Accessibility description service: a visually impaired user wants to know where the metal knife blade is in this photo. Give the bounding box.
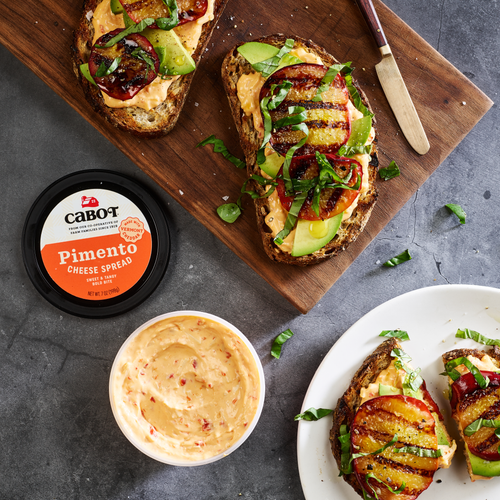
[356,0,430,155]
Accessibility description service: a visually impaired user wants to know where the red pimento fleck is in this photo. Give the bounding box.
[144,363,148,368]
[201,419,211,431]
[226,352,232,359]
[221,372,226,376]
[208,384,212,388]
[244,422,248,427]
[150,397,156,403]
[169,374,174,379]
[232,399,237,404]
[192,359,197,369]
[180,378,186,386]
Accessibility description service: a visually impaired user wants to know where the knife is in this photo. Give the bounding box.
[356,0,430,155]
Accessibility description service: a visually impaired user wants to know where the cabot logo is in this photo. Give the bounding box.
[81,196,99,208]
[65,205,119,224]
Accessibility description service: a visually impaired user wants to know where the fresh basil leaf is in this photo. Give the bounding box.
[252,38,295,77]
[196,135,246,169]
[94,57,121,77]
[365,472,405,497]
[383,249,412,267]
[345,74,374,118]
[456,328,500,346]
[97,18,156,48]
[338,425,353,476]
[393,446,442,458]
[391,348,412,364]
[272,106,307,129]
[379,161,401,181]
[271,328,294,359]
[379,330,410,341]
[444,357,490,388]
[294,407,333,421]
[351,434,398,460]
[312,63,353,102]
[445,203,466,224]
[217,203,241,223]
[79,63,97,86]
[338,144,373,157]
[464,418,500,437]
[155,0,179,30]
[274,189,308,245]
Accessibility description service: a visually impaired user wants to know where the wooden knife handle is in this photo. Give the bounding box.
[356,0,388,48]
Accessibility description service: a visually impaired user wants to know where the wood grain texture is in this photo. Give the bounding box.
[0,0,493,313]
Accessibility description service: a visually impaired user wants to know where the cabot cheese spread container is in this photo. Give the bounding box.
[22,170,170,318]
[109,312,265,466]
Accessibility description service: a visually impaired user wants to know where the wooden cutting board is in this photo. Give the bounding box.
[0,0,492,313]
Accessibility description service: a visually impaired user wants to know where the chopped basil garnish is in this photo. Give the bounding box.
[383,249,412,267]
[196,135,246,169]
[97,18,156,48]
[345,73,374,118]
[94,57,121,77]
[443,356,490,388]
[131,47,157,81]
[338,144,372,157]
[271,328,294,359]
[252,38,295,77]
[257,81,293,165]
[464,418,500,437]
[155,0,179,30]
[351,434,398,461]
[445,203,466,224]
[294,407,333,421]
[365,473,405,498]
[391,348,412,364]
[217,203,241,223]
[393,445,442,458]
[272,105,307,129]
[312,63,353,102]
[379,161,401,181]
[338,425,353,475]
[379,330,410,341]
[456,328,500,346]
[274,189,308,245]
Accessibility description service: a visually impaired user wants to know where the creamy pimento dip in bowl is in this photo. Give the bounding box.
[109,311,265,465]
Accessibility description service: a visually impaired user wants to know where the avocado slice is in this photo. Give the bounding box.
[346,115,372,148]
[379,384,402,396]
[142,28,196,76]
[291,214,342,257]
[237,42,303,72]
[467,445,500,477]
[259,152,284,178]
[110,0,124,14]
[431,413,450,446]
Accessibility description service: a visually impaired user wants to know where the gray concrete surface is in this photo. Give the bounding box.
[1,0,499,499]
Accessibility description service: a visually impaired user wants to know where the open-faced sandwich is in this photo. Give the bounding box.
[221,34,378,265]
[331,337,456,500]
[72,0,227,136]
[442,343,500,481]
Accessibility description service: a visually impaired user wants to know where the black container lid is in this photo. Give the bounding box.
[22,170,170,318]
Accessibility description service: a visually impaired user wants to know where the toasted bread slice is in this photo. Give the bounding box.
[221,34,378,266]
[331,339,455,499]
[72,0,227,137]
[442,346,500,481]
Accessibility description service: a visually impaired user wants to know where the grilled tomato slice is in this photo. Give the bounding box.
[89,29,159,101]
[276,154,362,221]
[451,371,500,460]
[351,395,439,500]
[260,63,351,157]
[119,0,208,27]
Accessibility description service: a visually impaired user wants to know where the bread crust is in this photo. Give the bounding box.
[330,338,400,497]
[71,0,227,137]
[221,34,379,266]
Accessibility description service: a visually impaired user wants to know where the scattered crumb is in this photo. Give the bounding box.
[462,101,466,105]
[179,190,184,195]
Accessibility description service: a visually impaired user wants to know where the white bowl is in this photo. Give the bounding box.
[109,311,265,466]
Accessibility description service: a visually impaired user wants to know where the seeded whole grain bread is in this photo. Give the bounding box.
[330,338,399,497]
[442,346,500,481]
[221,34,379,266]
[72,0,227,137]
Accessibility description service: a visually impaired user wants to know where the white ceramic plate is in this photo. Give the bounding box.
[297,284,500,499]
